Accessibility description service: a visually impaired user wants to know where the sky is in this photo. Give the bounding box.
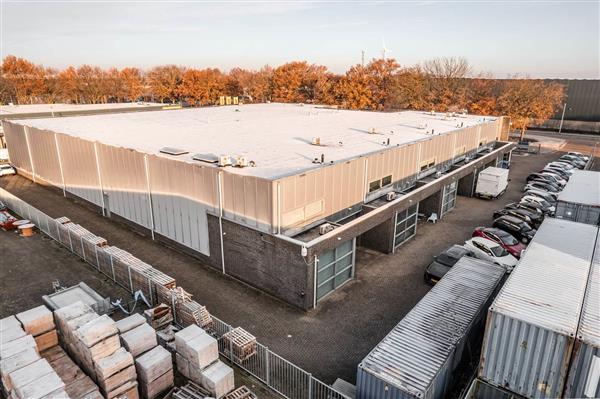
[1,1,599,79]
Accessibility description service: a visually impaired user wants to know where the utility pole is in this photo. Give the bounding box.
[558,101,567,134]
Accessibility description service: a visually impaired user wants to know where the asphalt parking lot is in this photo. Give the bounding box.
[0,150,559,385]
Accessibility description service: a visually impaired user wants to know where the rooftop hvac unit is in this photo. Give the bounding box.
[235,156,249,168]
[386,192,397,201]
[319,223,335,235]
[218,155,232,167]
[311,137,321,146]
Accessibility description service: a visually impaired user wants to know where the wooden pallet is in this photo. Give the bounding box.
[223,386,257,399]
[222,327,257,362]
[172,382,210,399]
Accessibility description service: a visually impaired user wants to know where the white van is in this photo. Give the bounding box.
[475,167,509,199]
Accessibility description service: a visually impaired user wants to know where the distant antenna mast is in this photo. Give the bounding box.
[361,50,365,67]
[382,37,391,60]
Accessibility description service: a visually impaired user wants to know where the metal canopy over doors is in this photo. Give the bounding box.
[441,180,458,216]
[393,203,419,250]
[315,238,356,302]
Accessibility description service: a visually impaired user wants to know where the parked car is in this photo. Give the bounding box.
[521,195,556,215]
[547,161,575,171]
[423,245,473,284]
[475,167,509,199]
[539,169,569,183]
[504,201,545,216]
[545,165,573,177]
[464,237,518,271]
[493,215,537,243]
[527,172,566,187]
[0,164,15,177]
[493,207,543,228]
[472,227,526,259]
[525,188,558,203]
[559,155,586,168]
[567,152,589,162]
[524,180,561,193]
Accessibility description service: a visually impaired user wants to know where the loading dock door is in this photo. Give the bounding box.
[393,203,419,250]
[441,181,457,216]
[316,239,355,301]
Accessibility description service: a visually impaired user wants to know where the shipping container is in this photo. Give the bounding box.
[463,378,525,399]
[565,232,600,398]
[555,171,600,226]
[357,257,506,399]
[479,218,598,398]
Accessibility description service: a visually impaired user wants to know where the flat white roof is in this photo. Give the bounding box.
[558,170,600,207]
[9,103,495,179]
[0,102,163,115]
[491,218,598,335]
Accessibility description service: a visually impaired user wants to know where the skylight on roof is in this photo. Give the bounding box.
[159,147,189,156]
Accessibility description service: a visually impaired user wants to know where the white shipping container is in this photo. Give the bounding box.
[475,167,509,199]
[479,218,598,398]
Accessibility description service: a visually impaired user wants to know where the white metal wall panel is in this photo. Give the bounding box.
[27,127,62,186]
[56,134,103,207]
[147,155,218,256]
[96,143,152,228]
[2,121,33,174]
[221,173,273,232]
[479,218,598,398]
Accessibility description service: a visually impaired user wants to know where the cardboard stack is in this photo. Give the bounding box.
[175,325,234,398]
[16,305,58,352]
[54,302,139,399]
[41,345,102,399]
[117,314,173,399]
[135,346,174,399]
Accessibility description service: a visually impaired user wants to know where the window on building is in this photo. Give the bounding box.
[369,180,381,193]
[316,239,355,300]
[381,175,392,187]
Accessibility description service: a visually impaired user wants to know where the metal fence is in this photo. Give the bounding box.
[0,187,351,399]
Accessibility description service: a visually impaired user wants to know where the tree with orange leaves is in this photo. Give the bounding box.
[57,66,80,103]
[1,56,46,104]
[178,68,224,105]
[147,65,184,103]
[120,67,144,102]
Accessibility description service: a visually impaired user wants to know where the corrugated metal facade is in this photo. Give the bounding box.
[479,218,598,398]
[3,123,33,175]
[357,257,505,399]
[565,233,600,398]
[548,79,600,122]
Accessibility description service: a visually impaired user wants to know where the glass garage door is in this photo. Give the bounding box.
[393,204,419,250]
[441,181,457,216]
[316,239,355,301]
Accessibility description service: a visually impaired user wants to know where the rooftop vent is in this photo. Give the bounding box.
[319,223,335,235]
[311,137,322,146]
[159,147,189,156]
[192,153,219,164]
[218,155,232,167]
[234,156,249,168]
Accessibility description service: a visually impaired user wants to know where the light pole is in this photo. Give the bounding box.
[558,94,568,134]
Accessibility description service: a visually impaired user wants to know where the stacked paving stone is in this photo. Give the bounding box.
[41,346,102,399]
[54,302,139,399]
[16,305,59,353]
[117,314,174,399]
[175,325,234,398]
[1,315,66,399]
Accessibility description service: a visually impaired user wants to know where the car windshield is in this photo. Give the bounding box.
[427,262,451,278]
[490,245,509,257]
[437,249,463,266]
[496,232,518,245]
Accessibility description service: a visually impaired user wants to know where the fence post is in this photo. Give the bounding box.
[81,237,86,262]
[171,292,177,325]
[265,346,270,386]
[110,254,116,282]
[308,373,312,399]
[67,229,73,252]
[94,245,100,270]
[229,325,234,363]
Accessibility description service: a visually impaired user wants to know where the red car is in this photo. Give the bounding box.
[472,227,526,259]
[0,209,17,230]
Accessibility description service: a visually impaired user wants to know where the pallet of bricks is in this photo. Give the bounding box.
[1,305,102,399]
[54,301,139,398]
[115,313,174,399]
[95,245,175,305]
[174,325,234,398]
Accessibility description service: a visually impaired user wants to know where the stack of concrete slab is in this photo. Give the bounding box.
[16,305,58,352]
[135,346,174,399]
[116,314,172,399]
[53,302,139,399]
[3,358,66,399]
[175,325,234,398]
[41,346,102,399]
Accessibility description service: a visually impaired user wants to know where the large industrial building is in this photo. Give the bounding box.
[2,103,513,309]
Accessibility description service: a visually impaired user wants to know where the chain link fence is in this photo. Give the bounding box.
[0,187,351,399]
